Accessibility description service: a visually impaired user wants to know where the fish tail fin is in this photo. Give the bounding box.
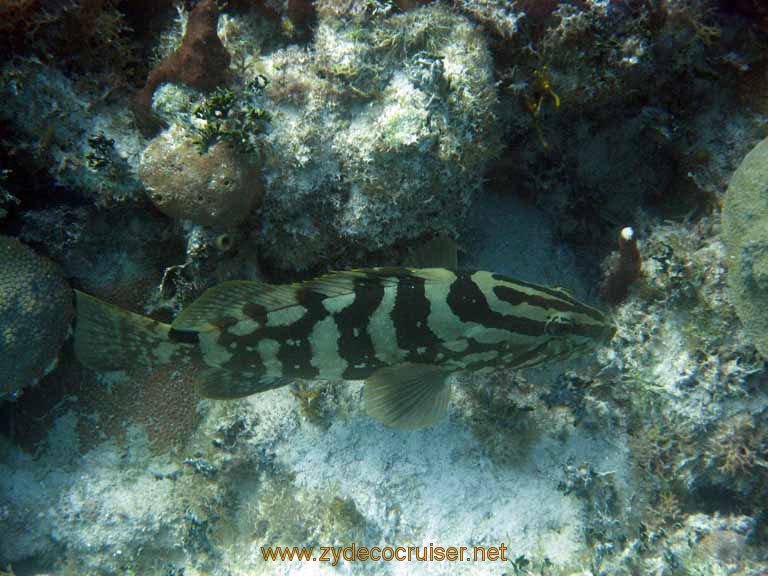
[74,290,176,372]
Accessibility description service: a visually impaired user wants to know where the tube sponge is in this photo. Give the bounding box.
[0,236,73,397]
[722,136,768,357]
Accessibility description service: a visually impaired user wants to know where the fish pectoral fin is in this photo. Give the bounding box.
[364,363,451,430]
[196,367,292,399]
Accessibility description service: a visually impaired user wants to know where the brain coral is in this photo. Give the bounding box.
[139,125,262,227]
[0,236,73,397]
[722,136,768,357]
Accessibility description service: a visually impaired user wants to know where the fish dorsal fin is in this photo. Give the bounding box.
[173,269,448,333]
[302,267,447,298]
[172,280,299,332]
[405,235,458,269]
[195,366,292,399]
[301,269,394,298]
[364,363,451,430]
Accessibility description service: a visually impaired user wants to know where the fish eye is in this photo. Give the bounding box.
[545,314,574,337]
[215,234,234,252]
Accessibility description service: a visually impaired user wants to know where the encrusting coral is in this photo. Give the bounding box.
[0,236,73,398]
[722,135,768,358]
[251,4,501,269]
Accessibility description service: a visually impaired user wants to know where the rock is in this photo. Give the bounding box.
[255,4,501,269]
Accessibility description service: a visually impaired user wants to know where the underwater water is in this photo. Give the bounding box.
[1,1,768,575]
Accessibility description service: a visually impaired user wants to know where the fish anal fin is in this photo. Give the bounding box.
[195,367,292,399]
[364,363,451,430]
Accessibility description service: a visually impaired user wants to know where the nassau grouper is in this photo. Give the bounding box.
[74,266,615,430]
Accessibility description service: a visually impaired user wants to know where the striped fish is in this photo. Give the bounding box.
[74,267,614,429]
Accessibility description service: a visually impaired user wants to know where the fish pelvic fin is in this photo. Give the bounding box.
[364,363,451,430]
[74,290,178,372]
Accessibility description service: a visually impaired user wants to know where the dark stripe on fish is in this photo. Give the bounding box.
[269,288,327,378]
[491,274,604,321]
[392,275,440,363]
[210,315,240,329]
[448,273,547,337]
[492,285,607,340]
[506,340,551,368]
[242,302,269,324]
[336,278,387,379]
[214,325,268,375]
[570,321,607,339]
[169,328,200,344]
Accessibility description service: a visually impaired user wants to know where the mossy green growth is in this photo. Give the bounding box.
[192,86,271,154]
[722,136,768,357]
[85,132,116,169]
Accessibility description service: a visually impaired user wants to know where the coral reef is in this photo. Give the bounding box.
[0,58,145,204]
[722,135,768,358]
[75,362,204,455]
[0,0,59,36]
[0,236,72,399]
[2,1,768,575]
[0,421,219,574]
[455,0,522,39]
[0,0,138,82]
[485,0,765,250]
[585,213,768,573]
[0,169,17,221]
